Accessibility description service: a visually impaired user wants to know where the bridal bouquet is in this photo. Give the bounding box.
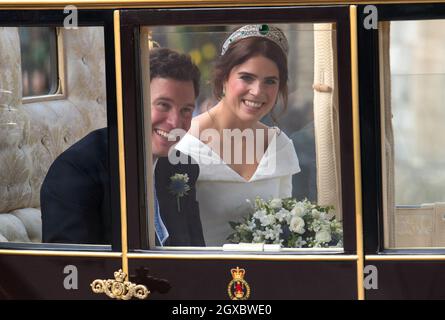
[228,197,343,248]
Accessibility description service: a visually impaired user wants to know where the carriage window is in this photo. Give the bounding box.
[0,26,109,245]
[382,20,445,248]
[140,24,344,251]
[19,27,59,97]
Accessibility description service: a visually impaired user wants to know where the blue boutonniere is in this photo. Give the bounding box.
[169,173,190,212]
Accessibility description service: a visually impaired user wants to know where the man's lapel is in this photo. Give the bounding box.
[155,159,179,217]
[156,158,189,246]
[154,155,204,247]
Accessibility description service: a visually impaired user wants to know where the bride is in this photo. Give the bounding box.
[175,25,300,246]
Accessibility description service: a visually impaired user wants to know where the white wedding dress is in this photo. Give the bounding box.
[175,129,300,246]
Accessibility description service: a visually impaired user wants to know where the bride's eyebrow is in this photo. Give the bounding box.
[237,71,278,80]
[237,71,256,77]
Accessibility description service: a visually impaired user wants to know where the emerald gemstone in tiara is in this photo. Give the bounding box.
[221,24,288,56]
[259,24,269,35]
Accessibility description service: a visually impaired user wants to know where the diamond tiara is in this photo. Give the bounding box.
[221,24,289,56]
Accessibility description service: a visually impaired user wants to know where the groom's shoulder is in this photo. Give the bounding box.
[55,128,107,167]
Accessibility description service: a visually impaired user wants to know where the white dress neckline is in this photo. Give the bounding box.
[183,130,278,183]
[176,129,300,183]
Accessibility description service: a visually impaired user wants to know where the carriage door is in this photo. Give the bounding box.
[359,3,445,299]
[118,5,364,300]
[0,8,129,299]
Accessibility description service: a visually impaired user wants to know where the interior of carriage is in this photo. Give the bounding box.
[0,27,107,243]
[0,20,444,249]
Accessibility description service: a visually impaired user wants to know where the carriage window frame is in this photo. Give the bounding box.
[20,26,66,103]
[119,6,358,255]
[0,10,121,252]
[359,3,445,255]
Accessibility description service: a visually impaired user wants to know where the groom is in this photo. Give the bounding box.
[41,48,205,247]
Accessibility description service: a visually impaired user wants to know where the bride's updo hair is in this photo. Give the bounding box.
[212,30,288,110]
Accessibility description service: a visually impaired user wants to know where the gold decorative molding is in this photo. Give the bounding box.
[113,9,129,276]
[349,5,365,301]
[366,255,445,261]
[128,252,357,261]
[91,269,150,300]
[0,249,120,257]
[3,0,445,10]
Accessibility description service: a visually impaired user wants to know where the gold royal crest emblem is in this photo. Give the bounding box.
[227,267,251,300]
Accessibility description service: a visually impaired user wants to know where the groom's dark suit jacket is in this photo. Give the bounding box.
[41,128,205,246]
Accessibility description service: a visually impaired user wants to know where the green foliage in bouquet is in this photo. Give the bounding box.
[228,197,343,248]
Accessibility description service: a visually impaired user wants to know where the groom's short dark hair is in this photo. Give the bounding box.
[150,48,201,98]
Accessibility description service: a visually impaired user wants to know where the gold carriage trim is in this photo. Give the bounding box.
[91,269,150,300]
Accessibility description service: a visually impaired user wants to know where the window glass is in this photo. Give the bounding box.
[19,27,58,97]
[141,23,344,251]
[382,20,445,248]
[0,26,109,245]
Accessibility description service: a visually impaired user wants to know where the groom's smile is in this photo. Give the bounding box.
[150,77,196,157]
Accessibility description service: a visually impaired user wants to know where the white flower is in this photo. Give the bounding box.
[259,214,275,227]
[247,220,256,231]
[289,216,305,234]
[272,223,283,235]
[264,228,276,240]
[291,203,305,217]
[228,197,342,248]
[239,224,251,232]
[311,209,321,219]
[253,231,264,242]
[330,220,342,231]
[294,236,307,248]
[272,225,283,244]
[275,208,290,222]
[270,198,282,209]
[253,209,267,220]
[311,220,323,232]
[315,227,332,243]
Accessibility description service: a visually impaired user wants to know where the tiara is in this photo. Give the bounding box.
[221,24,289,56]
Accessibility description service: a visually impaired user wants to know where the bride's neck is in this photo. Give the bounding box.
[211,102,256,132]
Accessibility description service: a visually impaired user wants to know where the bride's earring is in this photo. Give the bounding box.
[221,85,226,98]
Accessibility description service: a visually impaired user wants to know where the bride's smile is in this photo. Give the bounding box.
[222,55,280,123]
